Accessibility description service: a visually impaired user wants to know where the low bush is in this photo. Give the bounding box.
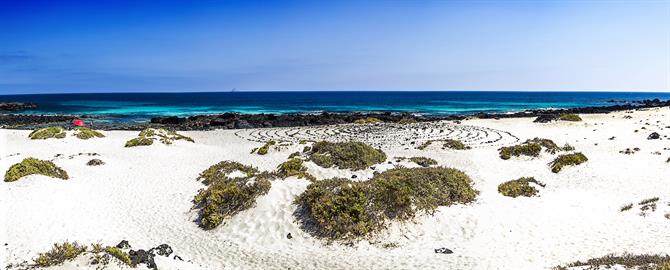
[104,246,132,266]
[408,156,437,167]
[498,177,545,198]
[549,152,588,173]
[193,161,272,229]
[277,158,315,180]
[559,113,582,122]
[257,141,276,155]
[354,117,382,124]
[73,127,105,140]
[5,158,69,182]
[308,141,386,170]
[554,253,670,270]
[125,128,193,147]
[294,167,477,240]
[29,126,66,140]
[499,143,542,160]
[443,139,470,150]
[416,140,434,150]
[524,138,561,153]
[620,203,633,212]
[398,117,417,124]
[34,242,87,267]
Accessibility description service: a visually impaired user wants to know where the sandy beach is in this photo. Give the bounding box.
[2,108,669,270]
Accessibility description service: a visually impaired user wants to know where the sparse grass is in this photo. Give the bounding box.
[443,139,470,150]
[498,177,545,198]
[308,141,386,170]
[554,253,670,270]
[524,138,561,153]
[125,128,193,147]
[4,158,69,182]
[29,126,66,140]
[499,143,542,160]
[549,152,588,173]
[193,161,272,229]
[416,140,434,150]
[408,156,437,167]
[257,140,276,155]
[294,167,477,240]
[354,117,382,124]
[73,127,105,140]
[277,158,315,180]
[34,242,87,267]
[639,197,660,205]
[620,203,633,212]
[104,246,132,266]
[559,113,583,122]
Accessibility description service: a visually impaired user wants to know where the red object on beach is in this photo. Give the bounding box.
[72,119,85,126]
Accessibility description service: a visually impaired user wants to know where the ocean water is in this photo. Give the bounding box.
[1,91,669,123]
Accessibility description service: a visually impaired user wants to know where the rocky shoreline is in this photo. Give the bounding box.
[1,99,669,130]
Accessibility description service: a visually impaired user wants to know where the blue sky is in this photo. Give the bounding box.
[1,0,668,94]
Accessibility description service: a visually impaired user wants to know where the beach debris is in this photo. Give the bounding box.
[86,159,105,166]
[434,247,453,254]
[72,119,85,126]
[648,132,660,140]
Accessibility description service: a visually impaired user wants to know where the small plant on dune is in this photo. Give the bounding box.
[277,158,315,180]
[33,242,87,267]
[498,143,542,160]
[416,140,434,150]
[29,126,66,140]
[299,139,308,144]
[524,138,561,153]
[354,117,382,124]
[294,167,477,240]
[498,177,545,198]
[4,158,69,182]
[398,117,417,124]
[559,113,582,122]
[408,156,437,167]
[104,246,132,266]
[443,139,470,150]
[666,157,670,163]
[639,197,659,205]
[193,161,272,229]
[554,253,670,270]
[549,152,588,173]
[73,127,105,140]
[308,141,386,170]
[125,128,193,147]
[256,140,276,155]
[620,203,633,212]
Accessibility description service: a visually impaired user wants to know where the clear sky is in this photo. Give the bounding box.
[1,0,669,94]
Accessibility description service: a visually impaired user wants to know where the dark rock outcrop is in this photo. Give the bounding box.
[86,159,105,166]
[0,102,37,111]
[648,132,661,140]
[129,249,156,269]
[149,244,173,257]
[434,247,453,254]
[116,240,131,249]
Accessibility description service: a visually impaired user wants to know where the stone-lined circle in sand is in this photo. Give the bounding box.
[235,121,519,149]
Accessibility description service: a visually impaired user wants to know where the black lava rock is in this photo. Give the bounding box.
[149,244,173,257]
[434,247,453,254]
[648,132,660,140]
[129,249,156,270]
[286,233,292,239]
[116,240,131,249]
[86,159,105,166]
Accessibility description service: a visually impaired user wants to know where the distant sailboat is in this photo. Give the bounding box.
[231,88,238,92]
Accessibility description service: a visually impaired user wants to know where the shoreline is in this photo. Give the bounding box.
[1,99,669,130]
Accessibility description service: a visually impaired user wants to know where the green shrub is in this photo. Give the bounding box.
[197,160,259,185]
[295,167,477,240]
[104,246,131,266]
[559,113,582,122]
[443,139,470,150]
[277,158,315,180]
[73,127,105,140]
[416,140,434,150]
[34,242,87,267]
[408,157,437,167]
[549,152,588,173]
[398,117,417,124]
[125,128,193,147]
[554,253,670,270]
[354,117,382,124]
[29,126,66,140]
[499,143,542,160]
[299,140,308,144]
[308,141,386,170]
[5,158,69,182]
[524,138,560,153]
[498,177,545,198]
[193,161,272,229]
[257,141,276,155]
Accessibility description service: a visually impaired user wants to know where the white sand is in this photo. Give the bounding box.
[1,108,669,270]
